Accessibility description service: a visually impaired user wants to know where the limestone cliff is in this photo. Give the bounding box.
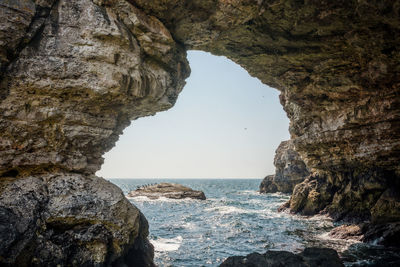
[260,140,309,193]
[1,0,400,265]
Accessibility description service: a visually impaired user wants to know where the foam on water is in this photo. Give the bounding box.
[151,236,183,252]
[110,178,400,266]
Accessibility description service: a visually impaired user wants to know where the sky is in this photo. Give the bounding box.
[97,51,290,179]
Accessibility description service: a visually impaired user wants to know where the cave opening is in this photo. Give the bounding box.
[97,51,297,265]
[97,51,289,179]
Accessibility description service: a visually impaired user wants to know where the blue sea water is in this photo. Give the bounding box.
[110,178,400,267]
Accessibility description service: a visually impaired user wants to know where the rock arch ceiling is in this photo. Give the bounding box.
[0,0,399,266]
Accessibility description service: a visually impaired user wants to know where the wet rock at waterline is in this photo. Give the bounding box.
[0,174,154,266]
[220,247,344,267]
[260,140,309,194]
[329,224,365,242]
[329,222,400,248]
[128,183,206,200]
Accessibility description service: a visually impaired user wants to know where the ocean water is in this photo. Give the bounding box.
[110,179,400,267]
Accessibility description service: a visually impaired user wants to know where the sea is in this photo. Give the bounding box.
[110,178,400,267]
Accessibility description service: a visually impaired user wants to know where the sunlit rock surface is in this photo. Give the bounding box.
[127,182,206,200]
[1,0,400,265]
[260,140,309,193]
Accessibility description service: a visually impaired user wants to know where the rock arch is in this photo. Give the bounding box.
[0,0,399,265]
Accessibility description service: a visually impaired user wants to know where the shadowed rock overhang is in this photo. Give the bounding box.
[0,0,399,265]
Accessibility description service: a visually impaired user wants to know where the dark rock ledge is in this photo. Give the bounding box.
[127,183,206,200]
[220,247,344,267]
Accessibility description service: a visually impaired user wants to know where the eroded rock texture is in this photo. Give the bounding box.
[0,0,189,265]
[132,0,400,223]
[0,174,154,266]
[260,140,309,193]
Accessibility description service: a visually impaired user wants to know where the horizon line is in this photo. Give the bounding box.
[105,177,266,179]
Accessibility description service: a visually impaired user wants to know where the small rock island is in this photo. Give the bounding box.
[128,183,206,200]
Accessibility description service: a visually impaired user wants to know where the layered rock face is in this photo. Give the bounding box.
[260,140,309,193]
[133,0,400,223]
[0,0,188,265]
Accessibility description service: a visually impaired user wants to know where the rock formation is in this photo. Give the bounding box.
[127,183,206,200]
[1,0,400,265]
[220,247,344,267]
[0,0,189,265]
[260,140,309,193]
[0,174,154,266]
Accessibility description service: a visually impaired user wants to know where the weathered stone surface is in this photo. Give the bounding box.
[220,247,344,267]
[260,175,278,193]
[0,0,188,175]
[0,0,189,265]
[128,182,206,200]
[289,174,333,216]
[260,140,309,193]
[0,174,154,266]
[329,224,364,241]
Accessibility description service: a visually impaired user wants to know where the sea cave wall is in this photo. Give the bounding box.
[132,0,400,223]
[0,0,399,265]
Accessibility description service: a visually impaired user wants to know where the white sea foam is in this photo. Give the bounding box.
[126,196,151,201]
[205,205,264,215]
[237,190,258,195]
[316,232,361,252]
[151,236,183,252]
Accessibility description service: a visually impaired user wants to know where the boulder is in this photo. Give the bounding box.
[329,224,364,241]
[220,247,344,267]
[128,183,206,200]
[0,174,154,266]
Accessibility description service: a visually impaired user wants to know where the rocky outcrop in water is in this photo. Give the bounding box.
[220,247,344,267]
[128,183,206,200]
[260,140,309,193]
[1,0,400,264]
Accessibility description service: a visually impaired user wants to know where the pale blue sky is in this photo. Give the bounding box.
[97,51,289,178]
